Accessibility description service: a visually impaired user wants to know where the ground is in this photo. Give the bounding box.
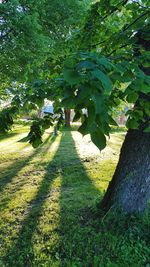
[0,124,150,267]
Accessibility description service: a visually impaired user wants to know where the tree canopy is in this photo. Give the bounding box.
[0,0,149,149]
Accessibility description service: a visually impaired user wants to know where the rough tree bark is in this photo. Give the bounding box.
[100,128,150,213]
[64,109,71,127]
[100,26,150,214]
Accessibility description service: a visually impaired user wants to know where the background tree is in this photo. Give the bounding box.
[0,0,92,129]
[0,0,91,91]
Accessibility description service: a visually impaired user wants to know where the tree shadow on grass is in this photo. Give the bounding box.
[3,130,102,266]
[0,133,54,197]
[58,131,103,266]
[0,125,31,143]
[0,132,20,142]
[2,134,62,267]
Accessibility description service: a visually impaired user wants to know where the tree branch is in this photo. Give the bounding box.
[123,11,150,32]
[132,0,150,9]
[107,43,131,57]
[102,0,129,20]
[92,10,149,52]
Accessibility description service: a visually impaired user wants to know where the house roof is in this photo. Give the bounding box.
[42,105,54,114]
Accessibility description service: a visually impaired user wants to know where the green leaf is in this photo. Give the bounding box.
[77,60,96,70]
[91,70,112,92]
[63,69,81,85]
[88,122,97,133]
[126,92,138,103]
[90,130,106,151]
[73,111,81,122]
[92,94,104,114]
[108,115,118,126]
[78,117,89,136]
[126,118,139,129]
[61,97,75,108]
[133,109,143,119]
[140,83,150,93]
[96,57,113,70]
[87,102,96,125]
[145,108,150,117]
[144,126,150,133]
[64,58,76,68]
[76,85,91,102]
[32,138,43,148]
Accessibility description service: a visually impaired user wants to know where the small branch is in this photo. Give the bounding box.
[123,11,150,32]
[103,11,149,56]
[80,0,129,49]
[107,43,130,57]
[102,0,129,20]
[132,0,150,9]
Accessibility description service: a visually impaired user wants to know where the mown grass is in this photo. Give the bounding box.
[0,125,150,267]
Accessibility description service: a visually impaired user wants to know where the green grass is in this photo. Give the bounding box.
[0,125,150,267]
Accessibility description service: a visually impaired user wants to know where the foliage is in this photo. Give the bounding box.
[59,51,150,149]
[0,0,149,150]
[0,0,91,83]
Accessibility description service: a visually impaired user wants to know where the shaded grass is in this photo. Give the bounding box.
[0,126,150,266]
[0,126,28,144]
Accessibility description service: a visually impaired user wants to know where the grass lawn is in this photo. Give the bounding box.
[0,125,150,267]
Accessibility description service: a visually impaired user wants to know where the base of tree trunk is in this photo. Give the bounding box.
[100,129,150,214]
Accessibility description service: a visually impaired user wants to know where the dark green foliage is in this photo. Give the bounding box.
[0,106,19,133]
[27,115,54,147]
[60,50,150,150]
[27,110,64,147]
[91,130,106,151]
[0,0,149,151]
[28,121,43,148]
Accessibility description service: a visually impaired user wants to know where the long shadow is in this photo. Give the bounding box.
[3,130,102,266]
[0,133,54,196]
[0,136,59,219]
[0,126,31,143]
[0,131,20,142]
[58,131,103,266]
[2,134,62,266]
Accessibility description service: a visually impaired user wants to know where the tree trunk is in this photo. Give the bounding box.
[100,129,150,213]
[100,29,150,214]
[64,109,71,127]
[54,125,58,136]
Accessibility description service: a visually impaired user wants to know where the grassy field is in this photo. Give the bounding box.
[0,125,150,267]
